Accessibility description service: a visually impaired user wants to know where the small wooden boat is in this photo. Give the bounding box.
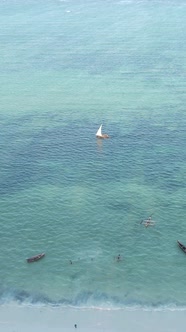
[27,253,45,263]
[96,125,109,139]
[177,241,186,253]
[140,216,155,227]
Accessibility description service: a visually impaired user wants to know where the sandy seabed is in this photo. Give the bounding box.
[0,304,186,332]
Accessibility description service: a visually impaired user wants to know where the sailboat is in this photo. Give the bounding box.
[96,125,109,139]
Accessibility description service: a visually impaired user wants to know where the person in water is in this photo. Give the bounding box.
[116,254,121,261]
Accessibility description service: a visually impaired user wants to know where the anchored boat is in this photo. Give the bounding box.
[27,253,45,263]
[177,241,186,253]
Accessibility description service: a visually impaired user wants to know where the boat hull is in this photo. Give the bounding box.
[177,241,186,253]
[96,134,109,139]
[27,253,45,263]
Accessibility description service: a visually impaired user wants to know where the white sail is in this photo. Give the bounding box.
[96,124,102,137]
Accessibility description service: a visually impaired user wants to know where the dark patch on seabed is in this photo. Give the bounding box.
[0,113,185,195]
[0,117,94,195]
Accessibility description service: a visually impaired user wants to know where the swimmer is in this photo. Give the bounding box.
[116,254,121,261]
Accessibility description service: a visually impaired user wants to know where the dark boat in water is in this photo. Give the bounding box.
[27,253,45,263]
[177,241,186,253]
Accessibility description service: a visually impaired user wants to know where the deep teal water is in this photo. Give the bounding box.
[0,0,186,309]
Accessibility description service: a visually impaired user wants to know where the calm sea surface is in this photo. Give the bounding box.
[0,0,186,309]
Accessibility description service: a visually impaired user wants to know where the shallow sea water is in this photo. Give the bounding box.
[0,0,186,310]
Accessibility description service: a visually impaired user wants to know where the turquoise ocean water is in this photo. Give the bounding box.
[0,0,186,310]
